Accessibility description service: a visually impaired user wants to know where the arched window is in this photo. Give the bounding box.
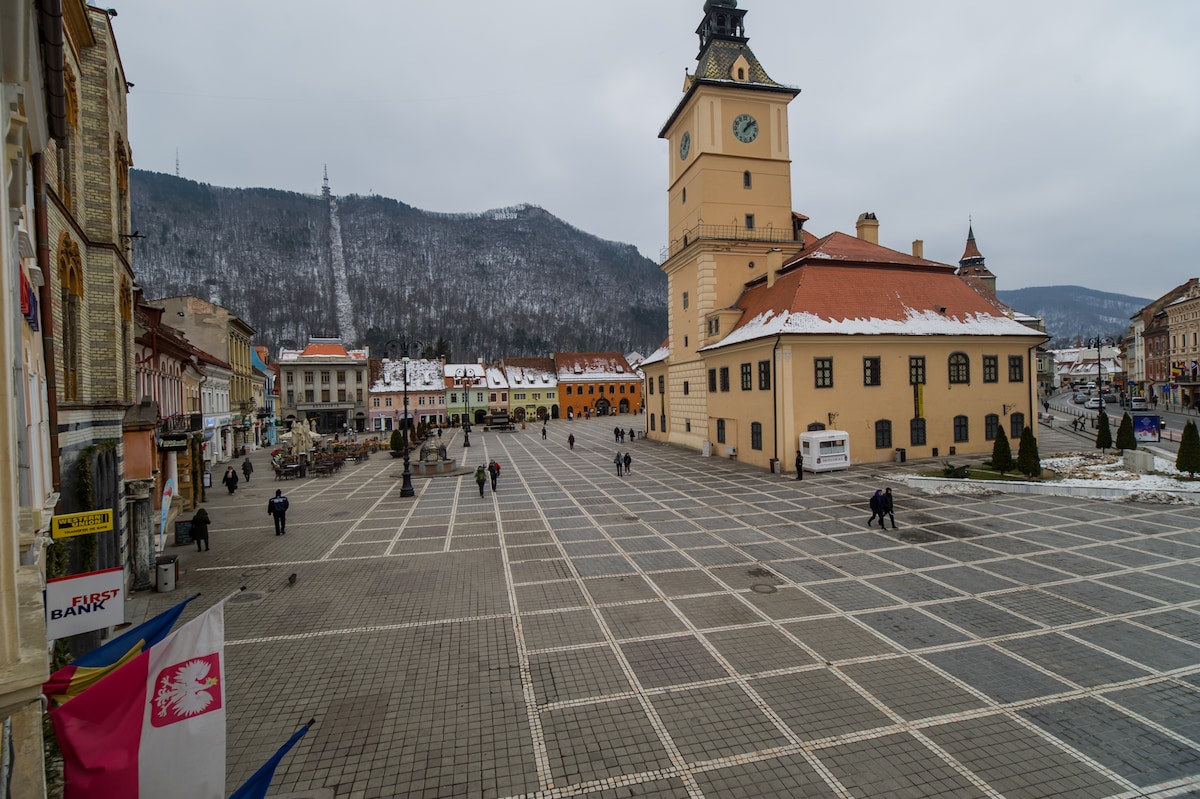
[875,420,892,448]
[743,171,752,189]
[985,414,999,441]
[910,418,926,446]
[948,352,970,384]
[58,237,84,400]
[750,422,762,450]
[1010,413,1025,440]
[807,422,825,431]
[954,415,969,442]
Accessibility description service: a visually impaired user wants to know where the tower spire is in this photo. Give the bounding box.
[322,165,330,198]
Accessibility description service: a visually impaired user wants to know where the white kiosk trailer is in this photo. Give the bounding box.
[799,430,850,473]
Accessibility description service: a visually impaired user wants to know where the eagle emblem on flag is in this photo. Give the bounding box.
[152,654,222,726]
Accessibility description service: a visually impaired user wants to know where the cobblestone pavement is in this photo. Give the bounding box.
[150,420,1200,798]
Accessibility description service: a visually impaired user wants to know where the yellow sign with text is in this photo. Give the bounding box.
[51,510,114,539]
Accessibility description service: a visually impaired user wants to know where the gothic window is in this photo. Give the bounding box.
[58,237,83,400]
[948,352,970,384]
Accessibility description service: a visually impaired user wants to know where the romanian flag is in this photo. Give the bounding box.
[50,599,226,799]
[228,720,314,799]
[43,594,196,705]
[1172,362,1184,378]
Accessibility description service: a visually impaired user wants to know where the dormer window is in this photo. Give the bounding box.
[737,67,745,80]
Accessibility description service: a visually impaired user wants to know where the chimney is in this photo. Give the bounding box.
[912,239,923,258]
[856,212,879,244]
[766,248,783,288]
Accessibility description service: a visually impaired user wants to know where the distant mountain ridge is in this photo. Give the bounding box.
[997,285,1148,346]
[129,170,667,359]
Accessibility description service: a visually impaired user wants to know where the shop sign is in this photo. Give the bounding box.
[158,435,190,451]
[45,567,124,639]
[51,509,114,539]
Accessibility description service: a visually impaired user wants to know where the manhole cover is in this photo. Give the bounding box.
[242,568,270,577]
[750,583,778,594]
[230,591,265,604]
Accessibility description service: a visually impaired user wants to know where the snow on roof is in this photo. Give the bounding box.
[503,360,556,386]
[485,366,508,387]
[443,363,485,380]
[371,358,445,392]
[554,352,639,381]
[639,346,670,367]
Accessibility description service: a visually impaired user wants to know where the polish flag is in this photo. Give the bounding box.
[51,601,227,799]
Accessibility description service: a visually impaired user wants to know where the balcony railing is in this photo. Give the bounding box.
[660,223,800,263]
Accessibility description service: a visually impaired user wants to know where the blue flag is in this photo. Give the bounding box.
[228,720,314,799]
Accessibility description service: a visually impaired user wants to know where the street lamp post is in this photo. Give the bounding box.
[385,339,423,498]
[455,368,478,447]
[400,356,414,497]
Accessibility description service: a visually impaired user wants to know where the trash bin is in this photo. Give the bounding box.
[895,448,906,463]
[156,555,178,593]
[1160,419,1167,430]
[202,470,212,488]
[769,458,781,474]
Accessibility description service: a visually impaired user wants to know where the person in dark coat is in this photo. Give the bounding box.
[622,452,632,475]
[795,449,803,480]
[881,487,897,529]
[868,489,884,528]
[242,456,254,482]
[487,460,501,492]
[221,466,239,495]
[268,489,290,535]
[191,508,211,551]
[614,451,624,477]
[542,424,548,440]
[568,434,575,450]
[474,465,487,497]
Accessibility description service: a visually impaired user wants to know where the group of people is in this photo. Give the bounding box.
[613,451,632,476]
[613,426,636,443]
[867,488,898,529]
[192,453,291,551]
[475,460,502,496]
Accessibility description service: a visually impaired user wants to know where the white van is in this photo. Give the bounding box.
[1131,396,1148,410]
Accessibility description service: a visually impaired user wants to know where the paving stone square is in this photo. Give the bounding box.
[150,420,1200,797]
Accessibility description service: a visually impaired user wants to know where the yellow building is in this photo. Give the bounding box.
[643,1,1046,472]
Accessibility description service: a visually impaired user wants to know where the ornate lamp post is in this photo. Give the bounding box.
[386,339,423,498]
[455,367,479,447]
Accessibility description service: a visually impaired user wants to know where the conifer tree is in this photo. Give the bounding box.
[1178,420,1200,478]
[991,426,1014,476]
[1115,412,1137,452]
[1095,411,1113,452]
[1017,425,1041,477]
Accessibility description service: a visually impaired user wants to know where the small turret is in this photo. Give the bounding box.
[956,223,996,297]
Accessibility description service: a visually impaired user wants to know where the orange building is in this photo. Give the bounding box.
[555,353,641,419]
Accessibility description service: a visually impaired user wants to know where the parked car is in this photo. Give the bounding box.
[1084,397,1103,410]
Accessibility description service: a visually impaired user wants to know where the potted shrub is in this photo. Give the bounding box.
[390,428,405,458]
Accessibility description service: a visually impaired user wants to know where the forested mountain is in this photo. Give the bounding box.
[997,286,1149,347]
[129,170,667,359]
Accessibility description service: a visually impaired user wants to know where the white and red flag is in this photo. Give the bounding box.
[51,599,228,799]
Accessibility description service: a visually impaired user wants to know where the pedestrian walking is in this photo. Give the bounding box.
[628,428,636,441]
[542,425,548,440]
[882,487,897,529]
[568,434,575,450]
[795,449,803,480]
[242,456,254,483]
[622,452,631,475]
[487,459,501,492]
[614,451,623,477]
[614,426,621,442]
[867,489,884,528]
[191,508,211,552]
[475,465,487,497]
[267,489,290,535]
[221,466,239,495]
[437,428,443,439]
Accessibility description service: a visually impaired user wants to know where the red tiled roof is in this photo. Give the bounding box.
[553,352,636,379]
[301,343,350,357]
[784,231,946,270]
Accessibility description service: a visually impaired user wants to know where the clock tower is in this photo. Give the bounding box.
[652,2,800,445]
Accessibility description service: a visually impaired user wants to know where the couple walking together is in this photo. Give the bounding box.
[868,488,897,529]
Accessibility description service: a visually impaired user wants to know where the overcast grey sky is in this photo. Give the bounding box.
[113,1,1199,298]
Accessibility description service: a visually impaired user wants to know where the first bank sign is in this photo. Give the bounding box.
[45,566,124,640]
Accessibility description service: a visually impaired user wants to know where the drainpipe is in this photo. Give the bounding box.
[772,332,782,471]
[32,154,61,493]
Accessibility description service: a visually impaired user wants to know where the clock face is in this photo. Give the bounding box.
[679,131,691,160]
[732,113,759,143]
